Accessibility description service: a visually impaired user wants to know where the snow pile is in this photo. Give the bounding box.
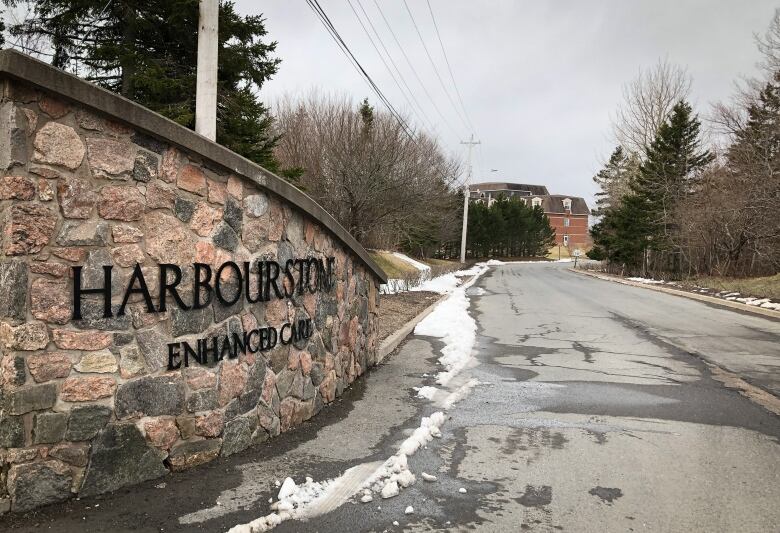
[358,411,446,502]
[226,477,330,533]
[415,263,489,385]
[411,272,461,294]
[415,386,438,400]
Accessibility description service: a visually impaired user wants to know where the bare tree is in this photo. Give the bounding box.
[612,58,692,156]
[273,92,461,253]
[756,8,780,76]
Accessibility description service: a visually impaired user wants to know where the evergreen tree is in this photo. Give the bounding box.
[6,1,281,169]
[632,100,712,249]
[466,197,555,258]
[590,100,712,274]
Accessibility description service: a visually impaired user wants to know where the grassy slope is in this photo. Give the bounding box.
[368,251,464,279]
[421,258,462,268]
[368,251,420,279]
[680,273,780,300]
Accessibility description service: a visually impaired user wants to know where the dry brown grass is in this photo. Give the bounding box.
[680,274,780,300]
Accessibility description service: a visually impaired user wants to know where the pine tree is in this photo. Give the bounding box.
[632,100,712,249]
[466,197,555,258]
[6,1,281,170]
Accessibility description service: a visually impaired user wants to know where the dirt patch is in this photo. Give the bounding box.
[377,291,440,342]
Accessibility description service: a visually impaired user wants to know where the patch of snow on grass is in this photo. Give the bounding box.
[391,252,431,272]
[411,272,461,294]
[627,277,665,284]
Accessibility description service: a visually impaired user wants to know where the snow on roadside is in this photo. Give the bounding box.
[415,386,438,400]
[415,262,490,386]
[225,261,498,533]
[627,277,666,284]
[621,276,780,312]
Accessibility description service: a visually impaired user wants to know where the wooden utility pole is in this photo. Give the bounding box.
[460,135,480,263]
[195,0,219,141]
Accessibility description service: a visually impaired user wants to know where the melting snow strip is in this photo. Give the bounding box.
[225,261,497,532]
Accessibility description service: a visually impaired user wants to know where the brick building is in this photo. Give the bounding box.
[469,182,590,248]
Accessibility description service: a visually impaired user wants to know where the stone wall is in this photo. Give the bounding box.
[0,60,382,513]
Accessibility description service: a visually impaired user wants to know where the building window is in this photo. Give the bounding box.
[563,198,572,211]
[532,197,541,208]
[564,218,570,227]
[563,235,569,246]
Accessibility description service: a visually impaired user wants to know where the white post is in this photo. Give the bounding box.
[195,0,219,141]
[460,134,480,263]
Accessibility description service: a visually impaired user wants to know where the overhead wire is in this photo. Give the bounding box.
[353,0,438,134]
[306,0,417,140]
[345,0,436,135]
[425,0,476,134]
[371,0,462,140]
[402,0,471,134]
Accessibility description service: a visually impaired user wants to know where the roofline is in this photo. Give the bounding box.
[0,49,387,283]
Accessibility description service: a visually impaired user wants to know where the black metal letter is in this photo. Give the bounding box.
[72,265,113,320]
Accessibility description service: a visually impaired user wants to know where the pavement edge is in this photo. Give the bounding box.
[377,294,448,363]
[570,268,780,321]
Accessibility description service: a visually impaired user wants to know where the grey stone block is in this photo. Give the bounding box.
[79,423,167,497]
[170,306,212,338]
[9,462,72,512]
[0,415,25,448]
[0,102,27,171]
[6,383,57,415]
[0,261,27,321]
[33,412,68,444]
[220,416,254,457]
[174,197,195,222]
[186,389,217,413]
[65,404,112,441]
[115,375,185,418]
[133,149,158,183]
[223,197,242,236]
[212,222,238,251]
[57,220,109,246]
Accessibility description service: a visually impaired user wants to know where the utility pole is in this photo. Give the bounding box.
[195,0,219,141]
[460,134,480,263]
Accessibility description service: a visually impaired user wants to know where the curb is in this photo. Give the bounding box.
[377,293,448,363]
[570,268,780,320]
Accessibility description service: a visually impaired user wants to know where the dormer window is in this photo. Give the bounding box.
[563,198,572,211]
[532,197,541,208]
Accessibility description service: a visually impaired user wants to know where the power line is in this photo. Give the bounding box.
[402,0,471,134]
[306,0,416,140]
[345,0,435,134]
[425,0,476,134]
[353,0,437,134]
[372,0,462,140]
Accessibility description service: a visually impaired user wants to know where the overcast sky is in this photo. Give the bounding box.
[237,0,777,206]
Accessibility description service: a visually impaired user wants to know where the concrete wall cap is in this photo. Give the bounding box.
[0,49,387,283]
